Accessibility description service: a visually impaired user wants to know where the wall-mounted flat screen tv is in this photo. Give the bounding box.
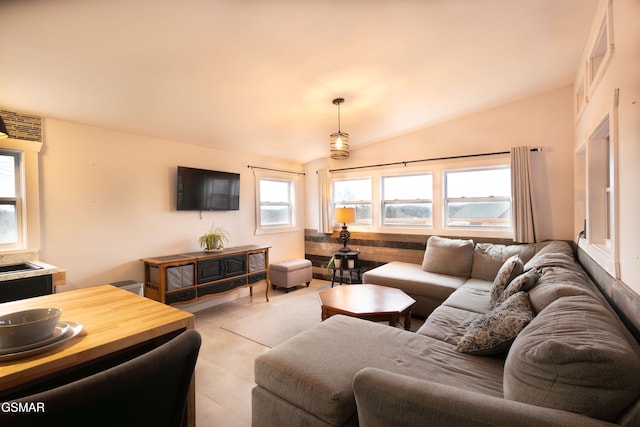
[177,166,240,211]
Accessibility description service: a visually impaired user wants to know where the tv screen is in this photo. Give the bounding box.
[177,166,240,211]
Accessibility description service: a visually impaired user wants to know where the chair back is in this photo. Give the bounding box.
[1,329,201,427]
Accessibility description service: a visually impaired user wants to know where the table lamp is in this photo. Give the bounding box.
[335,207,356,252]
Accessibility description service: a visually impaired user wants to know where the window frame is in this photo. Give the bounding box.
[443,165,512,231]
[579,107,619,278]
[331,177,373,226]
[0,149,24,250]
[586,1,614,97]
[329,158,513,238]
[254,170,299,235]
[380,172,433,228]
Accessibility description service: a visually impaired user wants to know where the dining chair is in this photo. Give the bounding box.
[1,328,201,427]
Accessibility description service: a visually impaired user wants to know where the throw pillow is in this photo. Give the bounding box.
[421,236,475,277]
[470,243,536,281]
[454,291,534,356]
[489,255,523,307]
[496,268,541,306]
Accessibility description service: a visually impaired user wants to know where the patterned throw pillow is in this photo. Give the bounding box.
[496,268,541,306]
[490,255,524,307]
[454,291,534,356]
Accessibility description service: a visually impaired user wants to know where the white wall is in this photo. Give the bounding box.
[574,0,640,292]
[306,86,576,242]
[39,119,305,298]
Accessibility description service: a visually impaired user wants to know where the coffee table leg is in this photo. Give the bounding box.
[403,309,411,331]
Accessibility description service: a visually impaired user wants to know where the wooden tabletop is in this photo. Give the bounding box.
[141,244,271,265]
[0,285,194,393]
[319,284,415,316]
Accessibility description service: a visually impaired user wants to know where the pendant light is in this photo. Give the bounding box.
[330,98,349,159]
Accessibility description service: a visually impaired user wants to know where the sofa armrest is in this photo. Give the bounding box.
[353,368,616,427]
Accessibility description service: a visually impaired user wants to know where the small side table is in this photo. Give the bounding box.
[330,251,361,287]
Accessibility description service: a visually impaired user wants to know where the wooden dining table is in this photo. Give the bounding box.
[0,284,196,426]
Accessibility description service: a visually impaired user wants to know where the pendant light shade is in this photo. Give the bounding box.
[0,116,9,139]
[330,98,349,159]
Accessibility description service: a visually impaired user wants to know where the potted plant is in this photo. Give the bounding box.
[198,223,230,252]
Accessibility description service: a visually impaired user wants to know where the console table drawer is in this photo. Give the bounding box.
[248,271,267,284]
[165,288,197,305]
[198,277,247,298]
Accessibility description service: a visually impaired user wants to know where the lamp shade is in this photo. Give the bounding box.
[335,207,356,224]
[330,98,349,159]
[330,131,349,159]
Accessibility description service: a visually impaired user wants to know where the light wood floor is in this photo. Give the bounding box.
[193,279,331,426]
[193,279,422,426]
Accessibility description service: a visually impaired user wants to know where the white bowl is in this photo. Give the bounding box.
[0,308,63,349]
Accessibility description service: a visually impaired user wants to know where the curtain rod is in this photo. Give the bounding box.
[247,165,306,176]
[329,147,541,173]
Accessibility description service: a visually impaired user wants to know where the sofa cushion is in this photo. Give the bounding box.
[504,295,640,422]
[522,240,573,271]
[496,268,540,306]
[421,236,474,277]
[490,255,523,306]
[417,304,484,345]
[471,243,537,281]
[440,279,492,314]
[454,292,534,356]
[527,265,599,314]
[362,261,466,301]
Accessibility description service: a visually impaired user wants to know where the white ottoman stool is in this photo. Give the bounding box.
[269,259,313,293]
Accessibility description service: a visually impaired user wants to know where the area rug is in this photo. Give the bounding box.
[221,293,322,348]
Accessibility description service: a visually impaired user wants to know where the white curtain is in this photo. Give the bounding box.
[511,146,537,243]
[317,168,333,233]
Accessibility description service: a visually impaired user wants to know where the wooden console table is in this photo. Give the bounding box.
[0,285,196,426]
[141,245,270,306]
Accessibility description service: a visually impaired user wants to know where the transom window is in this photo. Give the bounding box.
[381,173,432,227]
[444,167,511,229]
[332,178,372,225]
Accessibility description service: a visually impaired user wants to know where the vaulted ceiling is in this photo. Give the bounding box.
[0,0,598,163]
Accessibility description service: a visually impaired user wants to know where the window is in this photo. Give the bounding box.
[332,178,372,225]
[580,104,619,278]
[381,173,432,227]
[0,150,22,247]
[586,2,613,95]
[587,116,613,250]
[444,167,511,229]
[258,177,295,229]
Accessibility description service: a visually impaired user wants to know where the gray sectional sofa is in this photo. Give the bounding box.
[361,236,543,317]
[252,237,640,426]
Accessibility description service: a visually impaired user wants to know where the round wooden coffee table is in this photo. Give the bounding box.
[319,284,416,330]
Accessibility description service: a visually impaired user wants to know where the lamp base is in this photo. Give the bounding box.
[338,224,351,253]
